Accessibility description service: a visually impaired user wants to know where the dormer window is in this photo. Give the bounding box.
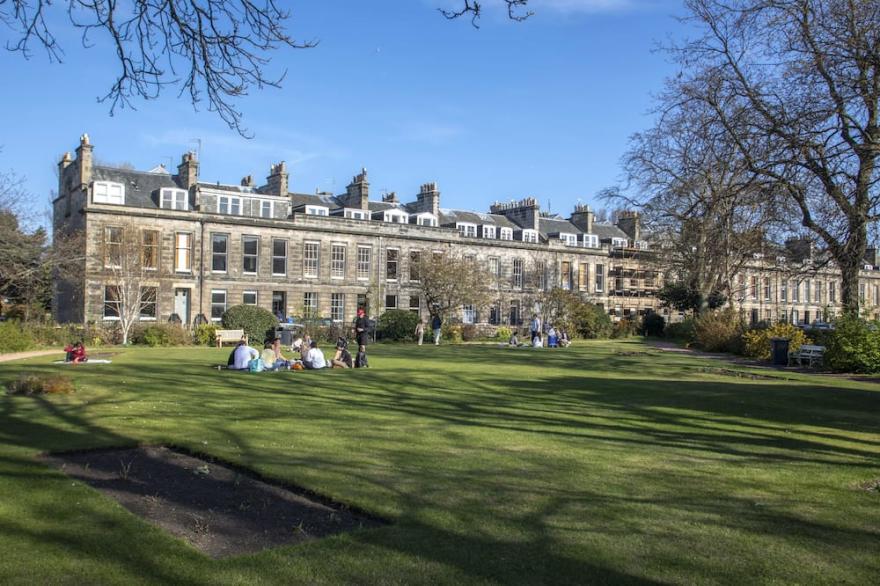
[160,188,188,210]
[482,225,496,239]
[582,234,599,248]
[499,227,513,241]
[457,223,477,238]
[218,195,241,215]
[305,205,329,216]
[634,240,649,250]
[345,209,367,220]
[383,210,409,224]
[522,230,539,243]
[93,181,125,205]
[560,233,577,247]
[413,212,436,227]
[260,200,273,218]
[611,237,628,248]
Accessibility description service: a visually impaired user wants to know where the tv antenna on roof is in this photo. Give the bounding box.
[190,138,202,160]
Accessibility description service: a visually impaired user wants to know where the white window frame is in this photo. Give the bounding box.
[260,200,273,218]
[93,181,125,205]
[415,213,437,227]
[357,245,371,280]
[457,223,477,238]
[272,239,287,276]
[513,258,524,288]
[386,248,399,281]
[481,225,496,239]
[303,292,318,317]
[210,290,227,322]
[385,294,399,310]
[103,285,121,321]
[242,290,258,306]
[611,237,628,248]
[595,264,605,293]
[211,233,228,274]
[218,195,241,215]
[499,227,514,241]
[331,244,346,279]
[582,234,599,248]
[139,286,158,321]
[560,233,577,247]
[344,208,367,220]
[331,293,345,322]
[174,232,192,273]
[521,229,539,243]
[305,205,329,216]
[384,210,409,224]
[463,304,477,324]
[160,188,188,210]
[242,235,259,275]
[303,241,320,278]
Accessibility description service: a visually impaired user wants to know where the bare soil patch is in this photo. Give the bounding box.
[42,446,384,558]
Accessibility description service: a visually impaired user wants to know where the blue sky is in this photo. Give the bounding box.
[0,0,688,222]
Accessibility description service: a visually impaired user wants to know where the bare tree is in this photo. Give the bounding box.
[417,251,492,321]
[609,77,777,313]
[1,0,315,136]
[678,0,880,314]
[440,0,533,26]
[99,221,159,344]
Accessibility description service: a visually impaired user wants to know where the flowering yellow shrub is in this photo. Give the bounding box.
[742,323,811,360]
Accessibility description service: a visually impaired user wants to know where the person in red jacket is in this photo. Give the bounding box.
[64,341,88,364]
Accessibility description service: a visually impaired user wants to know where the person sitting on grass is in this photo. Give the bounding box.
[271,338,291,370]
[559,330,571,348]
[64,341,88,363]
[230,338,258,371]
[508,332,520,346]
[302,340,327,369]
[331,338,353,368]
[547,326,559,348]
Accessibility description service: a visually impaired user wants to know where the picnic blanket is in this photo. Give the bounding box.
[53,359,113,364]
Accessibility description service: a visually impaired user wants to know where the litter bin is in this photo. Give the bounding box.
[276,326,293,346]
[770,337,790,366]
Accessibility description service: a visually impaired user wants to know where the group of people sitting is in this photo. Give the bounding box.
[508,320,572,349]
[227,335,355,372]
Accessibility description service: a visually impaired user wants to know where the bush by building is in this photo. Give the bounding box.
[823,315,880,373]
[641,313,666,337]
[130,323,192,347]
[7,373,75,395]
[495,326,512,340]
[193,324,218,346]
[0,321,35,353]
[742,323,811,360]
[693,308,744,353]
[377,310,419,341]
[611,318,639,339]
[574,303,613,339]
[221,305,278,344]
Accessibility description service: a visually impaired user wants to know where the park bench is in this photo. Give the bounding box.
[215,329,245,348]
[791,344,826,368]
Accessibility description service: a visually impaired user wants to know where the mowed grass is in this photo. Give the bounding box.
[0,340,878,585]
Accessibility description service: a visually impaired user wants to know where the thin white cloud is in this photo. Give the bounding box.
[540,0,636,14]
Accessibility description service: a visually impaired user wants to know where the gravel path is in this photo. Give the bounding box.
[0,349,63,363]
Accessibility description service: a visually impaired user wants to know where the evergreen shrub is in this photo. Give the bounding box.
[0,321,34,353]
[377,310,419,341]
[222,305,278,344]
[823,315,880,373]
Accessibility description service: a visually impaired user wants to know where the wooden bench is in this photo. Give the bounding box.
[215,329,245,348]
[792,344,826,368]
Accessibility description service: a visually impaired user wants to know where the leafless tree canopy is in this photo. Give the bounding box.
[677,0,880,313]
[440,0,533,27]
[0,0,314,135]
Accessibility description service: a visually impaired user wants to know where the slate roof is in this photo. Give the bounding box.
[592,222,630,241]
[538,217,580,237]
[92,166,182,209]
[197,182,258,195]
[289,192,339,209]
[437,209,517,229]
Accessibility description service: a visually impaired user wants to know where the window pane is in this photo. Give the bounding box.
[243,236,258,273]
[139,287,158,319]
[212,234,227,272]
[272,239,287,275]
[175,233,191,271]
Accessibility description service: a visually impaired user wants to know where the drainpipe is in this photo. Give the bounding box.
[198,218,205,319]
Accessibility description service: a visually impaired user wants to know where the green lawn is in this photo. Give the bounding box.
[1,340,878,585]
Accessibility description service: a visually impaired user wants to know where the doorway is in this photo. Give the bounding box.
[174,288,191,324]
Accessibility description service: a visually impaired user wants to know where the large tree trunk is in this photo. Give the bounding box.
[837,224,867,316]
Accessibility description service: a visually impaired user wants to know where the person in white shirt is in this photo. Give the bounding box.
[231,339,259,370]
[303,340,327,369]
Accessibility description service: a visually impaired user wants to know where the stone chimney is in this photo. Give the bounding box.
[341,168,369,210]
[414,182,440,217]
[867,247,880,267]
[382,191,399,204]
[489,197,540,231]
[241,175,255,188]
[266,161,288,196]
[75,133,93,188]
[616,211,641,242]
[569,203,595,234]
[177,151,199,190]
[785,237,814,262]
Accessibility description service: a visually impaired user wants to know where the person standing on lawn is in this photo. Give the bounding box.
[530,314,542,346]
[431,313,442,345]
[354,308,370,368]
[414,319,425,346]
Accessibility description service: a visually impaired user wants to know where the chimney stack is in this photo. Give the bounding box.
[342,168,369,210]
[266,161,288,196]
[569,203,595,234]
[75,133,93,188]
[382,191,399,204]
[489,197,540,231]
[616,211,641,242]
[177,151,199,190]
[241,175,255,188]
[416,182,440,217]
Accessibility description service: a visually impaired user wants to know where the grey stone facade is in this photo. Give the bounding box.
[52,135,880,328]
